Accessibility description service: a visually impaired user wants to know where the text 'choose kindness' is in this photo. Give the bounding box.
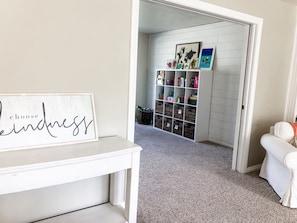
[0,101,94,138]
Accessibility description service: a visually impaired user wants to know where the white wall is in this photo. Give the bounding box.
[0,177,109,223]
[147,21,246,147]
[136,33,149,107]
[199,0,297,166]
[0,0,132,138]
[0,0,132,222]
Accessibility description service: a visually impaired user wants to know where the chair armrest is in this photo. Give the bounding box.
[284,152,297,169]
[261,133,297,165]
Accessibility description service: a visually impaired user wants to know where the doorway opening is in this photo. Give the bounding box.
[128,0,263,173]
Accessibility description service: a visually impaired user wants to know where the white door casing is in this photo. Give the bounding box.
[128,0,263,173]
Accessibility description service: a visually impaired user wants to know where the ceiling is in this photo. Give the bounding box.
[139,1,223,34]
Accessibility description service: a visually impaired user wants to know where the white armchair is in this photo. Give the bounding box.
[260,121,297,208]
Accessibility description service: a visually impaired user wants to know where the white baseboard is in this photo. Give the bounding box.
[246,164,262,173]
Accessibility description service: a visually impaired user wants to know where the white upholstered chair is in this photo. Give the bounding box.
[260,121,297,208]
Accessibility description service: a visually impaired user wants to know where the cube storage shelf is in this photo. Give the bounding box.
[154,69,213,142]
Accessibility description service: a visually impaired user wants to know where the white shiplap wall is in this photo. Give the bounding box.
[146,21,247,147]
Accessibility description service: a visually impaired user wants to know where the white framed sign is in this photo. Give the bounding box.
[0,93,98,151]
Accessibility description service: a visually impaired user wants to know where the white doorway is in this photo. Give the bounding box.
[128,0,263,173]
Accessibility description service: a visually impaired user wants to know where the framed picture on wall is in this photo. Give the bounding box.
[198,47,215,70]
[175,42,200,69]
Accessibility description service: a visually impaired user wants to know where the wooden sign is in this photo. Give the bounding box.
[0,93,98,151]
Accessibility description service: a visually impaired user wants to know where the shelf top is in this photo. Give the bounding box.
[156,85,198,90]
[155,99,197,106]
[0,136,141,172]
[157,69,200,72]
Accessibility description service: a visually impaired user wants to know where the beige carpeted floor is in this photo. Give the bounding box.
[134,123,297,223]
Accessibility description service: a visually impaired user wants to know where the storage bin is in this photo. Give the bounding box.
[184,123,195,140]
[155,101,163,114]
[185,107,196,123]
[163,117,172,132]
[174,105,184,120]
[164,103,173,117]
[173,120,183,136]
[137,110,153,125]
[154,115,163,129]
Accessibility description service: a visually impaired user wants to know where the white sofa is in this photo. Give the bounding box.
[260,121,297,208]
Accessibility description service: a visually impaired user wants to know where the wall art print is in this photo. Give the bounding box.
[198,47,215,70]
[0,93,98,151]
[175,42,200,69]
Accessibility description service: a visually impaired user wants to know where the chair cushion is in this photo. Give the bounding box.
[274,121,294,142]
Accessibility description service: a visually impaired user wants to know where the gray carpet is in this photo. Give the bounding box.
[134,124,297,223]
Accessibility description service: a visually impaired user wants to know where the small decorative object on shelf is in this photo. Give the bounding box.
[194,75,199,88]
[188,90,198,105]
[166,91,174,102]
[167,59,177,69]
[157,70,165,85]
[190,58,199,69]
[177,63,183,69]
[177,77,185,87]
[176,96,184,103]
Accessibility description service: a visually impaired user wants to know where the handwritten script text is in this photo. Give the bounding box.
[0,101,94,138]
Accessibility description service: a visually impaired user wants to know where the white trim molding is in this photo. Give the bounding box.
[127,0,140,142]
[284,12,297,122]
[246,164,262,173]
[236,22,263,173]
[128,0,263,173]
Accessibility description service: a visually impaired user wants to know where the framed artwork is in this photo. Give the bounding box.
[175,42,200,69]
[0,93,98,151]
[198,47,215,70]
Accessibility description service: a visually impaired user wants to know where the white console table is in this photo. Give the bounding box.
[0,136,142,223]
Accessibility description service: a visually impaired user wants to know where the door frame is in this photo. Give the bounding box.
[284,22,297,122]
[128,0,263,173]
